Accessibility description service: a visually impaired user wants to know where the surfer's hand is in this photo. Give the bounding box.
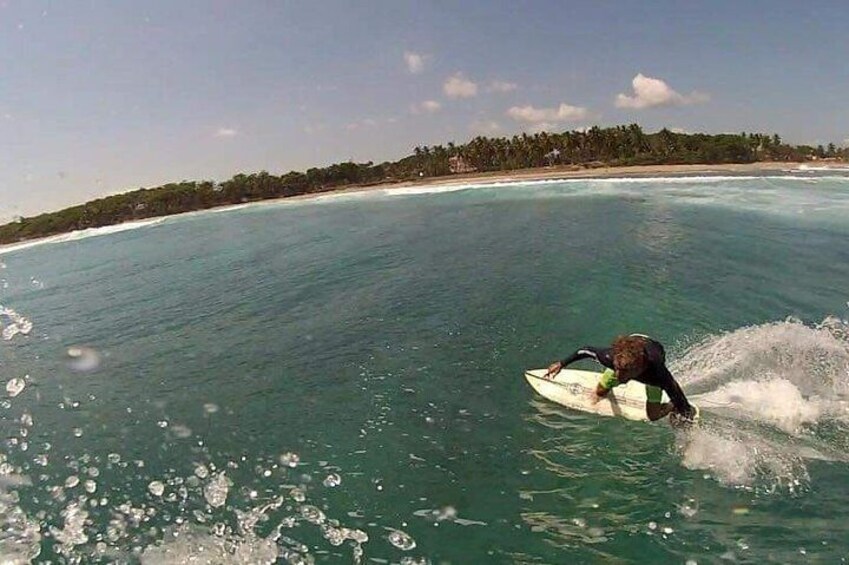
[669,407,697,429]
[545,361,562,379]
[588,391,601,405]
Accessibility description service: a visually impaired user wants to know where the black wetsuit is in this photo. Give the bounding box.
[560,335,694,417]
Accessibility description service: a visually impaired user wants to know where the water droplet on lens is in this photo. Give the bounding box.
[290,488,306,502]
[387,529,416,551]
[66,346,101,373]
[300,505,326,525]
[280,452,300,468]
[6,377,25,397]
[203,472,231,508]
[65,475,80,488]
[170,424,192,438]
[323,473,341,488]
[148,481,165,497]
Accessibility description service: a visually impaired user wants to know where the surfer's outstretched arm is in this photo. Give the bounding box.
[546,346,611,378]
[655,365,695,419]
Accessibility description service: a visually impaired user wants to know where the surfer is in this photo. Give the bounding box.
[545,334,696,422]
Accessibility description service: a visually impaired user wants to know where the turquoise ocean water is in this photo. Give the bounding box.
[1,172,848,563]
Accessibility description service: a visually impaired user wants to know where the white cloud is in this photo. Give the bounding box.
[443,73,478,98]
[488,80,518,93]
[470,120,502,135]
[404,51,428,74]
[421,100,441,112]
[410,100,442,114]
[527,122,557,133]
[215,128,237,137]
[615,73,709,109]
[345,118,379,131]
[506,103,589,124]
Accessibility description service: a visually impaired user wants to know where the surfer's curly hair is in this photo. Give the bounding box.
[612,335,648,373]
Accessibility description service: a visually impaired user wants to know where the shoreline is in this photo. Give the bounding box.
[1,161,845,255]
[286,160,832,201]
[333,161,807,192]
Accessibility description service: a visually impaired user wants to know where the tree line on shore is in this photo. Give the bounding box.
[1,124,845,244]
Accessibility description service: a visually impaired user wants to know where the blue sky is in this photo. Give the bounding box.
[1,0,848,220]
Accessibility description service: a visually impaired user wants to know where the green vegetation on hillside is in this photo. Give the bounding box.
[1,124,845,244]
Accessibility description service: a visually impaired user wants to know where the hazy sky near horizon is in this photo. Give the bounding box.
[2,0,848,220]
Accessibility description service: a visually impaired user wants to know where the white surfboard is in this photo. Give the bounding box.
[524,368,672,422]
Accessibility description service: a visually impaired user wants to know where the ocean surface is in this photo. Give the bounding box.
[1,172,848,564]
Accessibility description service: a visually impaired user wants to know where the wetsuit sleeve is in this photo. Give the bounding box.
[561,346,608,368]
[655,364,692,415]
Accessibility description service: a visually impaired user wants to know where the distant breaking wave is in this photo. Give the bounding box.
[0,217,167,256]
[4,174,849,255]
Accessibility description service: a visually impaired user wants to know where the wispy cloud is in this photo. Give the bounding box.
[470,120,502,135]
[615,73,709,109]
[404,51,429,74]
[215,128,238,138]
[487,80,518,93]
[506,103,589,124]
[410,100,442,114]
[346,118,378,131]
[443,73,478,99]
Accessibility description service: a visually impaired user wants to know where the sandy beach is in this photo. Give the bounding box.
[396,160,827,186]
[301,160,820,199]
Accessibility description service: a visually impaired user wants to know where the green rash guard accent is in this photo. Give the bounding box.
[645,385,663,404]
[598,369,664,404]
[598,369,618,390]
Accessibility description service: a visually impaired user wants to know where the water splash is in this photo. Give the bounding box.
[0,306,32,341]
[203,472,231,508]
[671,316,849,489]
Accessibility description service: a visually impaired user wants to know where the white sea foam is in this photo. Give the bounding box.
[4,175,849,255]
[0,217,167,256]
[671,316,849,488]
[797,164,849,172]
